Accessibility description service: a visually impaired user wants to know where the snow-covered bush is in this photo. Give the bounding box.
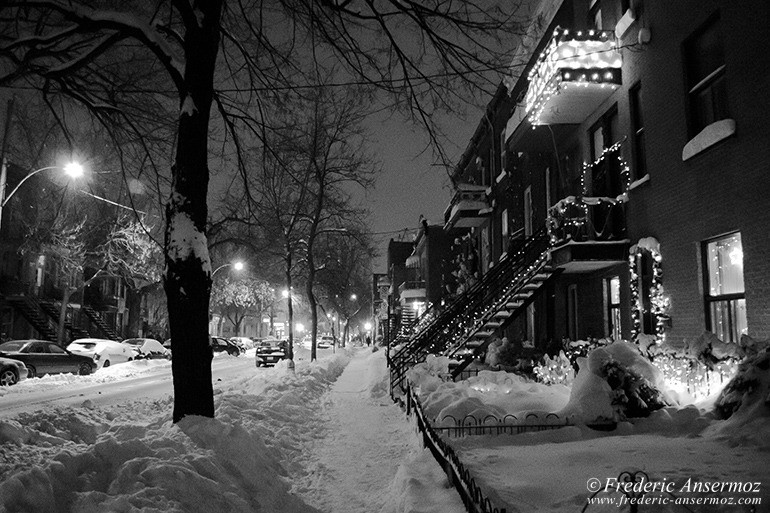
[559,341,669,423]
[714,350,770,420]
[533,351,574,386]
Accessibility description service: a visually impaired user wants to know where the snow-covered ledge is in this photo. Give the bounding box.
[615,9,636,39]
[682,119,736,161]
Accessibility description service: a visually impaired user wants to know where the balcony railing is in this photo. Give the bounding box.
[443,183,490,230]
[548,195,626,245]
[398,280,426,300]
[525,27,622,125]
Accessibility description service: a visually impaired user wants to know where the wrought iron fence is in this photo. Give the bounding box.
[433,412,570,437]
[403,384,507,513]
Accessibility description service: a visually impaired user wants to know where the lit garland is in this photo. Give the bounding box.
[629,238,669,343]
[534,350,575,385]
[651,353,739,400]
[547,143,630,245]
[526,26,622,125]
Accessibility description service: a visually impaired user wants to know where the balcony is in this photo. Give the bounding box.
[547,196,628,273]
[443,184,490,230]
[399,280,426,301]
[525,27,622,126]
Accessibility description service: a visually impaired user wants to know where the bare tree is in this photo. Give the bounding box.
[211,275,272,336]
[1,0,526,421]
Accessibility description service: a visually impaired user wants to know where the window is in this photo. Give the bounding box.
[606,276,622,340]
[589,106,618,162]
[589,0,602,30]
[629,83,647,179]
[704,232,746,344]
[567,284,579,340]
[523,186,532,237]
[684,14,728,136]
[636,251,655,335]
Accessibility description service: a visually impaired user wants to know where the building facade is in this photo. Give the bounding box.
[391,0,770,382]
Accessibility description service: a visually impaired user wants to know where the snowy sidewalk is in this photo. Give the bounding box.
[292,348,466,513]
[294,348,414,512]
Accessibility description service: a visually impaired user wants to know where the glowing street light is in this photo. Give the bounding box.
[364,322,372,331]
[212,260,245,276]
[350,293,357,301]
[0,160,84,232]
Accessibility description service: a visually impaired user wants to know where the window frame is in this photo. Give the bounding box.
[683,13,728,137]
[702,231,746,344]
[629,82,647,180]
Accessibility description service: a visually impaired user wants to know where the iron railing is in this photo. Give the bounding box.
[389,227,551,394]
[404,384,507,513]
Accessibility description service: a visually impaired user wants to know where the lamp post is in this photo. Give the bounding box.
[212,260,244,277]
[0,160,84,233]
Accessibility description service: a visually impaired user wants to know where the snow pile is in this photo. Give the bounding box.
[559,341,670,423]
[407,362,570,426]
[708,349,770,446]
[0,352,351,513]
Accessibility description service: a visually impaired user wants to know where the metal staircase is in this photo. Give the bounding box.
[82,305,120,341]
[3,295,59,341]
[38,300,92,340]
[389,227,556,393]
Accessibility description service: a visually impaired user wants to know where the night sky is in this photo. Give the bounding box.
[366,110,477,273]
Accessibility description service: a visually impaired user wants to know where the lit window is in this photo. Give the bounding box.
[684,14,728,136]
[607,276,622,340]
[704,232,746,343]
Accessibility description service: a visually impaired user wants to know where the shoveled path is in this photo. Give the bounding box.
[293,348,463,513]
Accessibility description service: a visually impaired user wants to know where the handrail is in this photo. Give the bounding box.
[390,227,550,393]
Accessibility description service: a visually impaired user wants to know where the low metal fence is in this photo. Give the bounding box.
[433,412,570,437]
[403,383,507,513]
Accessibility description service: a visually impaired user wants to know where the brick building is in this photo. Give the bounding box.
[391,0,770,380]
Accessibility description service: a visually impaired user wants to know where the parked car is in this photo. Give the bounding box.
[67,338,134,369]
[0,340,95,377]
[0,356,28,386]
[121,338,171,360]
[255,339,287,367]
[209,336,240,357]
[229,337,252,352]
[318,335,336,349]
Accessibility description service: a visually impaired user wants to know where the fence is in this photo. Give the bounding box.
[433,412,570,437]
[403,383,507,513]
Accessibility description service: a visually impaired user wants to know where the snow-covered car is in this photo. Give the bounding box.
[0,356,28,386]
[317,335,336,349]
[210,336,241,357]
[255,339,287,367]
[229,337,252,352]
[67,338,134,369]
[121,338,171,360]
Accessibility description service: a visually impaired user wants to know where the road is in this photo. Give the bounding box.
[0,354,257,418]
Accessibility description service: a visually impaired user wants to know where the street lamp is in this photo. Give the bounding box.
[350,293,357,301]
[0,160,84,230]
[212,260,245,276]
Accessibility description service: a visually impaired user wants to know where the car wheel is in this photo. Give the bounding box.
[78,363,93,375]
[103,360,111,368]
[26,365,36,379]
[0,368,18,386]
[128,357,133,362]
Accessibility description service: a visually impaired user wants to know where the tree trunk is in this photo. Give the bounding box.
[306,277,318,362]
[165,2,223,423]
[56,288,72,347]
[284,250,294,362]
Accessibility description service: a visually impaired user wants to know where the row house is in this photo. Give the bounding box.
[0,160,132,343]
[390,0,770,388]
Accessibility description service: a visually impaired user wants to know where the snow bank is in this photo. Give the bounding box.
[0,353,351,513]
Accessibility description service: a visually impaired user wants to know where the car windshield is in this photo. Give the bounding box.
[0,341,26,352]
